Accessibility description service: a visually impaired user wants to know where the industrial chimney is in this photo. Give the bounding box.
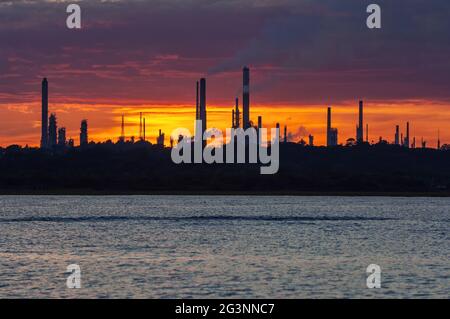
[242,67,250,129]
[235,97,240,128]
[41,78,48,149]
[395,125,400,145]
[196,81,199,120]
[199,78,207,135]
[327,107,331,147]
[357,100,364,143]
[405,122,410,148]
[80,119,88,146]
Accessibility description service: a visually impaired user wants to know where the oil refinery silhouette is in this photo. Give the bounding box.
[1,67,449,195]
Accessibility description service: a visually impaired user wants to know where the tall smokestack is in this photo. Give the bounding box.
[395,125,400,145]
[232,110,235,128]
[327,106,331,147]
[196,81,199,120]
[405,122,410,148]
[357,100,364,143]
[235,97,240,128]
[242,66,250,129]
[284,125,287,143]
[41,78,48,149]
[257,116,262,145]
[199,78,207,135]
[48,113,57,148]
[80,119,88,146]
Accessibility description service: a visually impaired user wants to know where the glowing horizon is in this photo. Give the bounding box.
[1,1,450,149]
[1,100,448,148]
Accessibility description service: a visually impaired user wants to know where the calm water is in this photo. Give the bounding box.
[0,196,448,298]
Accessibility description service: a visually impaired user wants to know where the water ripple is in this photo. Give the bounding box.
[0,215,394,223]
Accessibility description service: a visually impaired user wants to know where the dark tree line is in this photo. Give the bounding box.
[0,141,449,194]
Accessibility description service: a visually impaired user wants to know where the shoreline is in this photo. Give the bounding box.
[0,190,449,197]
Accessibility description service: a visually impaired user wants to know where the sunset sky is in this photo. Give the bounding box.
[1,0,449,147]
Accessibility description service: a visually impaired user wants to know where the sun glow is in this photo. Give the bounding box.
[0,101,449,148]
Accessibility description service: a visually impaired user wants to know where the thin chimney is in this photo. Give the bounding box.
[196,81,199,120]
[242,67,250,129]
[41,78,48,149]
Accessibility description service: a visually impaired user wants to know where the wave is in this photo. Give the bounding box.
[0,215,394,223]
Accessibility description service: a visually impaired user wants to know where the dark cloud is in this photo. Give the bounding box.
[1,0,449,105]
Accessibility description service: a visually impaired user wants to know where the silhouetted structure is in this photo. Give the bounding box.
[242,66,250,129]
[58,127,66,146]
[404,122,410,148]
[157,129,165,146]
[276,123,280,141]
[309,134,314,146]
[232,98,242,129]
[195,81,199,121]
[41,78,48,149]
[421,137,427,149]
[234,98,240,128]
[30,72,446,160]
[7,73,450,193]
[327,107,331,146]
[48,113,57,148]
[356,100,364,144]
[33,73,446,152]
[329,129,338,146]
[327,107,338,146]
[256,116,262,143]
[199,78,207,136]
[80,120,88,146]
[232,109,235,128]
[395,125,400,145]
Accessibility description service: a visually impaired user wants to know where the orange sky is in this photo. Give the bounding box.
[1,100,448,148]
[2,1,450,149]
